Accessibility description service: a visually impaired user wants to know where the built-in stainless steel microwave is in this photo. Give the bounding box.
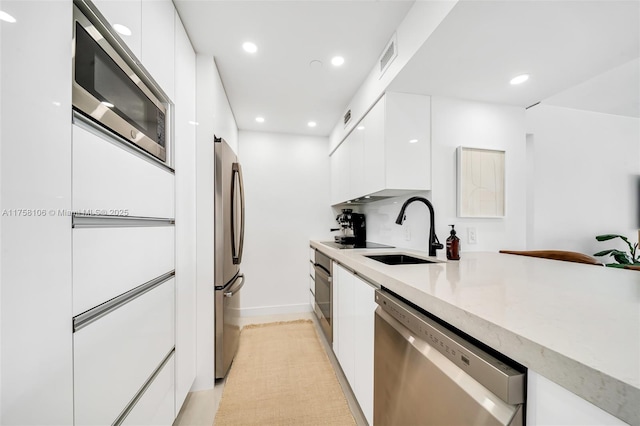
[72,4,167,162]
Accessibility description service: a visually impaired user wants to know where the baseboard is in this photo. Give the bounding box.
[240,303,312,317]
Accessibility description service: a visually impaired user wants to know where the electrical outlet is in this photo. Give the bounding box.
[467,227,477,244]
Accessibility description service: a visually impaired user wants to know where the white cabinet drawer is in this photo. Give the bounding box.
[73,124,175,219]
[122,354,175,426]
[74,279,175,426]
[73,226,175,315]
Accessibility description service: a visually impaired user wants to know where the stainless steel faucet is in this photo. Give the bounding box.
[395,196,444,257]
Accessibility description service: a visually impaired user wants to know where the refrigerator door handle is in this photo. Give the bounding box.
[224,274,245,297]
[231,162,245,265]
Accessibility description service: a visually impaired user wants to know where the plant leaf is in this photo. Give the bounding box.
[613,252,632,264]
[606,263,628,268]
[593,249,616,257]
[596,234,628,242]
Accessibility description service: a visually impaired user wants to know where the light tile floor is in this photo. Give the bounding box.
[174,311,367,426]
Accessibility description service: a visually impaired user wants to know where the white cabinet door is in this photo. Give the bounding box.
[527,371,626,425]
[362,97,386,196]
[73,226,175,315]
[353,277,376,426]
[122,355,175,426]
[93,0,142,58]
[335,264,356,388]
[349,126,365,200]
[73,124,175,219]
[333,264,377,425]
[332,261,340,355]
[330,142,350,205]
[74,279,175,426]
[141,0,175,100]
[384,92,431,191]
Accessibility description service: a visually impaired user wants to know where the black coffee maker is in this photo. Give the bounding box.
[335,209,366,246]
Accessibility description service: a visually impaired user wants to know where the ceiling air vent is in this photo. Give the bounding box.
[379,33,398,79]
[343,109,352,127]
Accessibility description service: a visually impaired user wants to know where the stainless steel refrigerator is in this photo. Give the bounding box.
[214,136,246,379]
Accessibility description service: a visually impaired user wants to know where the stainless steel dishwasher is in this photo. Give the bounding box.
[374,290,525,426]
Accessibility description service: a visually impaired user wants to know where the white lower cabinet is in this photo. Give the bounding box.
[72,124,175,219]
[73,279,175,425]
[73,226,175,316]
[333,263,376,425]
[122,354,176,426]
[527,371,626,425]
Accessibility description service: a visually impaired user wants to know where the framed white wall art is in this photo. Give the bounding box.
[457,147,505,217]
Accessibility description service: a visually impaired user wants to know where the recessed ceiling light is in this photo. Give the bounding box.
[409,139,418,144]
[357,125,365,130]
[243,42,258,54]
[0,10,16,23]
[113,23,132,36]
[188,120,199,126]
[331,56,345,67]
[308,121,317,128]
[255,116,265,123]
[101,101,114,108]
[510,74,530,85]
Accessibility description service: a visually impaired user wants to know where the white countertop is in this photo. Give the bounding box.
[311,241,640,425]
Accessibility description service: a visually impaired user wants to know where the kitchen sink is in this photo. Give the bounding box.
[365,254,437,265]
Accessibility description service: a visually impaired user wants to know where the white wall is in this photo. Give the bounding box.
[238,131,334,315]
[364,97,527,255]
[194,55,238,390]
[526,104,640,256]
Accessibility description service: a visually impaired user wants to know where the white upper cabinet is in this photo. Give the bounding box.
[93,0,142,58]
[330,92,431,205]
[384,92,431,191]
[330,139,351,205]
[141,0,176,100]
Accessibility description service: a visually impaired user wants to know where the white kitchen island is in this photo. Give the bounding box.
[311,241,639,425]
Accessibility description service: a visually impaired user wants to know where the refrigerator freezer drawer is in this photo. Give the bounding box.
[73,278,175,425]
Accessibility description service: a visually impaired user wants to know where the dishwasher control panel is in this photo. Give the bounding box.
[375,289,525,405]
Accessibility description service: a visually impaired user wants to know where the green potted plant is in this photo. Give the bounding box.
[593,234,640,268]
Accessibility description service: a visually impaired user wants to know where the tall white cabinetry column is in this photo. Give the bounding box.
[0,1,74,424]
[174,11,198,414]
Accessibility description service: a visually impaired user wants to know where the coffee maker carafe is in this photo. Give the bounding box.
[335,209,366,246]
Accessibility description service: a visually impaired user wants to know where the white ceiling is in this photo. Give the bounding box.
[389,0,640,117]
[174,0,640,138]
[173,0,415,136]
